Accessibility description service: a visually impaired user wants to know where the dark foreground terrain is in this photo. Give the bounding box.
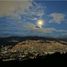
[0,36,67,63]
[20,53,67,64]
[0,53,67,65]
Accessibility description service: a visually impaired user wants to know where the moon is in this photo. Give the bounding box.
[36,19,44,28]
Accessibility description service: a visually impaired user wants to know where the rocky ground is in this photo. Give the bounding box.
[0,37,67,61]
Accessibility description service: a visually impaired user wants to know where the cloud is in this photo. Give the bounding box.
[0,1,46,24]
[0,0,28,1]
[62,32,67,36]
[36,28,55,33]
[0,0,32,17]
[24,23,67,34]
[24,23,56,33]
[23,2,45,21]
[56,29,67,33]
[45,28,67,33]
[49,13,65,24]
[23,22,36,30]
[23,22,55,33]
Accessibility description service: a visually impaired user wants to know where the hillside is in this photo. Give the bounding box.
[0,36,67,61]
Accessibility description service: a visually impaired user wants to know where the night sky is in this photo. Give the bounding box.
[0,0,67,38]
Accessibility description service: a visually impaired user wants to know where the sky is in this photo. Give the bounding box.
[0,0,67,38]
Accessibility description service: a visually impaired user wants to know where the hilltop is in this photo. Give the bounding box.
[0,36,67,61]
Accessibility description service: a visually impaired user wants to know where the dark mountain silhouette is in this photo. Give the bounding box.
[0,36,67,46]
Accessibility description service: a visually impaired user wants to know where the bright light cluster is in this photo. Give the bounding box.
[37,19,44,28]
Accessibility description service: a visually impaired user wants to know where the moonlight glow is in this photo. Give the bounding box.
[36,19,44,28]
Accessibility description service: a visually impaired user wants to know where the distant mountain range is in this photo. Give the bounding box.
[0,36,67,46]
[0,36,67,40]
